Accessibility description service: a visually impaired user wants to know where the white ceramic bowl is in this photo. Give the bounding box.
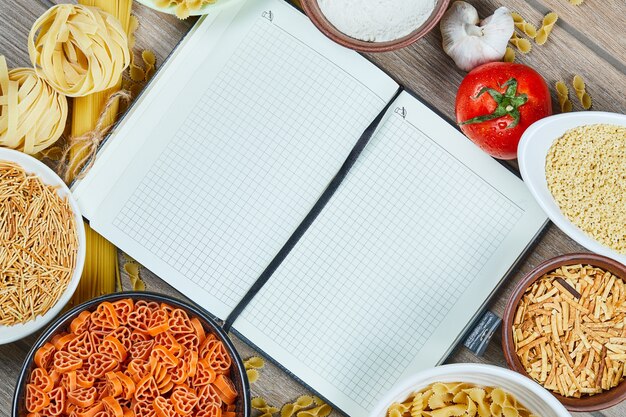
[369,364,571,417]
[136,0,244,17]
[518,111,626,266]
[0,148,86,344]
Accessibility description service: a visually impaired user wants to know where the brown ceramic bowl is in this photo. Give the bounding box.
[301,0,450,53]
[502,253,626,412]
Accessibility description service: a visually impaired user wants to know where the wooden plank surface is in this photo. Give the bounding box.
[1,0,625,416]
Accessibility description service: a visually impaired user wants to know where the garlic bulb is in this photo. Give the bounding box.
[440,1,514,72]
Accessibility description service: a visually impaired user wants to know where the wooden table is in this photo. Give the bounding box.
[1,0,625,416]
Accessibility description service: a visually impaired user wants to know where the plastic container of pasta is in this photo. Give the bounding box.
[12,292,251,417]
[369,364,571,417]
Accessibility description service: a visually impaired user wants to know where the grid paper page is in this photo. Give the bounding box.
[235,111,525,413]
[110,16,385,316]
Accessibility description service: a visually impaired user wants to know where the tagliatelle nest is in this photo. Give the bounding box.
[0,57,68,155]
[28,4,130,97]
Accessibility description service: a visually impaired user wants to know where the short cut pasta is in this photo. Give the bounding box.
[25,299,239,417]
[387,382,538,417]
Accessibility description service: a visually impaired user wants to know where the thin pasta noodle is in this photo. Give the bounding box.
[28,4,130,97]
[0,162,78,326]
[25,299,238,417]
[0,56,68,154]
[535,12,558,46]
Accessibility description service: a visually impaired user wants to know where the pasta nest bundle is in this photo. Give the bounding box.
[27,4,130,97]
[0,56,68,155]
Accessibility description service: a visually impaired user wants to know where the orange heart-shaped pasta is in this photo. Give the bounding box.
[196,384,222,408]
[213,375,238,405]
[54,351,83,374]
[99,335,128,363]
[66,331,96,360]
[67,387,97,408]
[70,311,92,335]
[129,340,154,361]
[146,309,169,337]
[196,402,223,417]
[87,353,118,379]
[153,396,177,417]
[34,343,56,370]
[108,327,133,352]
[30,368,54,392]
[132,401,156,417]
[25,300,238,417]
[90,302,120,330]
[26,384,50,413]
[153,332,181,357]
[111,299,134,325]
[102,396,124,417]
[171,385,199,415]
[44,386,66,416]
[134,376,160,403]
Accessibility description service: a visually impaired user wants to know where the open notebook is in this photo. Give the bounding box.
[73,0,548,415]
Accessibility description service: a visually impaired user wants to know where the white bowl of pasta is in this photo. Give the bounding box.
[370,364,571,417]
[0,148,86,344]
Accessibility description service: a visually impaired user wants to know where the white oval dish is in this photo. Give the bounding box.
[135,0,244,17]
[0,148,86,344]
[369,364,571,417]
[518,111,626,266]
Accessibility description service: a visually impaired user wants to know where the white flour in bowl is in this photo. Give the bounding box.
[317,0,437,42]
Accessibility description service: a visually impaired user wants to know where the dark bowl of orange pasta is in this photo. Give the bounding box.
[12,292,250,417]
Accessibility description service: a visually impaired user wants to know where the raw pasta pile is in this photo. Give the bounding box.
[28,4,130,97]
[387,382,537,417]
[513,265,626,397]
[0,57,68,155]
[155,0,217,20]
[546,124,626,253]
[0,161,78,326]
[25,299,239,417]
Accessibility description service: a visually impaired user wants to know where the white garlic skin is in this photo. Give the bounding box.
[440,1,514,72]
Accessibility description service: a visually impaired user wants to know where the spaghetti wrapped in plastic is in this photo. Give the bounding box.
[0,56,67,154]
[28,4,130,97]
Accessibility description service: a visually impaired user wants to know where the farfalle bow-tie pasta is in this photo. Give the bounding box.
[28,4,130,97]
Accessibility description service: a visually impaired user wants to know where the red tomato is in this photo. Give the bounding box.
[455,62,552,160]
